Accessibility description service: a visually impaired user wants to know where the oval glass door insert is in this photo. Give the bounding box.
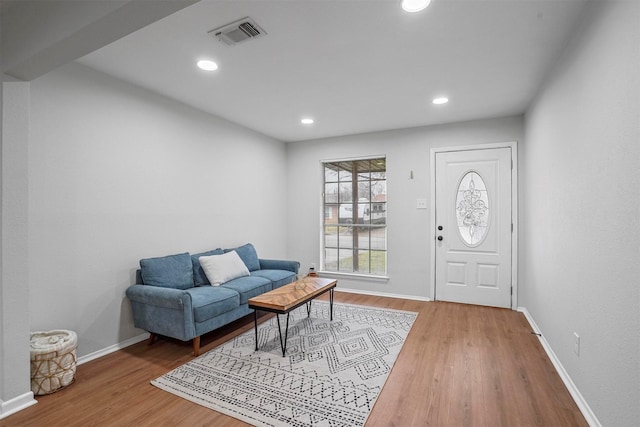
[456,171,490,246]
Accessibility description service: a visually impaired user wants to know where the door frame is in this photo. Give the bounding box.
[429,141,519,309]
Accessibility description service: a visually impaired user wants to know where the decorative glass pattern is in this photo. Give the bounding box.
[456,171,489,246]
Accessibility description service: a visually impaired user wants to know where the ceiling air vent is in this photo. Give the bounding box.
[209,17,267,46]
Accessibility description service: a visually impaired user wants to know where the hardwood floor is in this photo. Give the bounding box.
[2,292,588,427]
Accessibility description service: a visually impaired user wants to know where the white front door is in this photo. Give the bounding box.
[435,147,513,308]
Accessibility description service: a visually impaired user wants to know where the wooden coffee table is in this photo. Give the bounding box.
[248,276,337,356]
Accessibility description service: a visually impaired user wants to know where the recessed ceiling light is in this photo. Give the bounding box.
[433,97,449,105]
[402,0,431,13]
[196,59,218,71]
[301,118,314,125]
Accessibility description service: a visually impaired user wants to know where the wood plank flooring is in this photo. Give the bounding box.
[2,292,588,427]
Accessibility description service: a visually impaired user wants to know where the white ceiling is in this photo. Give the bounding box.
[75,0,588,142]
[1,0,198,80]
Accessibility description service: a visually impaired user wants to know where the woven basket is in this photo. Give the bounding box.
[30,330,77,395]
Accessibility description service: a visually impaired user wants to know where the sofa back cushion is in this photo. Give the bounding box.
[140,252,193,290]
[224,243,260,272]
[191,248,224,286]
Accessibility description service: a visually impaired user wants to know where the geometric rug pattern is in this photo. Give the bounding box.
[151,302,418,427]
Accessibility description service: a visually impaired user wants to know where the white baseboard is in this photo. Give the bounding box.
[335,287,431,302]
[77,332,150,366]
[518,307,601,427]
[0,391,37,420]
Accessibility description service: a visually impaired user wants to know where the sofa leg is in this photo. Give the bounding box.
[193,336,201,357]
[148,333,158,346]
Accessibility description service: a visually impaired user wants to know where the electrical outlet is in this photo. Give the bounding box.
[574,332,580,356]
[310,263,316,270]
[416,198,427,209]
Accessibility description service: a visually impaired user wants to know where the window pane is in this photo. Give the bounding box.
[324,225,338,247]
[356,228,370,249]
[324,248,338,270]
[324,183,338,203]
[357,160,371,181]
[339,226,353,248]
[357,202,369,224]
[370,226,386,250]
[337,162,352,181]
[338,226,351,240]
[371,180,386,199]
[355,250,370,273]
[338,248,353,272]
[339,183,353,203]
[339,204,353,224]
[370,203,386,225]
[370,250,387,275]
[324,165,339,182]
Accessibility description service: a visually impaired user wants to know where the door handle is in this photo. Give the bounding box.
[437,236,443,241]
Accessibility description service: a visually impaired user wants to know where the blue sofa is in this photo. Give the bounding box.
[125,243,299,356]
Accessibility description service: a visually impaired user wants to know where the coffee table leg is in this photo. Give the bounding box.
[306,301,311,317]
[283,313,290,356]
[254,309,258,351]
[276,313,291,357]
[276,314,283,354]
[330,288,334,321]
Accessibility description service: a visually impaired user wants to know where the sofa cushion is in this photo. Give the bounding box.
[187,286,240,323]
[200,251,250,286]
[225,243,260,272]
[251,270,296,289]
[221,276,271,305]
[191,248,224,286]
[140,252,193,290]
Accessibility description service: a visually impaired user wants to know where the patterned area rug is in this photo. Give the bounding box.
[151,301,418,427]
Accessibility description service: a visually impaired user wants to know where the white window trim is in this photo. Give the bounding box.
[319,155,387,276]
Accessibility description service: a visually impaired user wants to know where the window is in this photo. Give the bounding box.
[322,157,387,275]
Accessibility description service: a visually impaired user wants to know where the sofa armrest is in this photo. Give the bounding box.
[259,259,300,273]
[125,284,196,341]
[125,284,191,310]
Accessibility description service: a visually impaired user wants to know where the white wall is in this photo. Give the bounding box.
[286,116,524,299]
[27,62,289,357]
[522,1,640,425]
[1,81,37,416]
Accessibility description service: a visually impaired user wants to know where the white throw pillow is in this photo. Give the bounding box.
[199,251,250,286]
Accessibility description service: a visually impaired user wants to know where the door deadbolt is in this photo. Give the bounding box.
[437,236,443,241]
[437,225,443,231]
